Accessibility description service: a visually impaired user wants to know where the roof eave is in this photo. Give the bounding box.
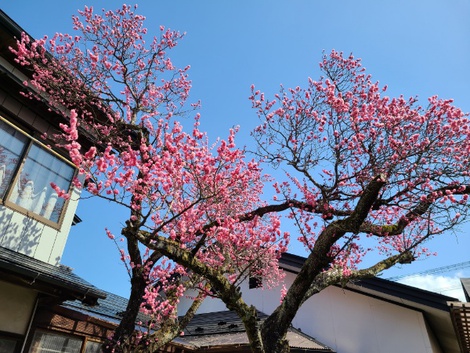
[0,247,106,304]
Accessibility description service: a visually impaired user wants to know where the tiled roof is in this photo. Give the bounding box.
[279,252,458,309]
[462,278,470,302]
[174,310,334,352]
[63,291,150,328]
[183,310,248,336]
[64,296,333,352]
[0,246,106,304]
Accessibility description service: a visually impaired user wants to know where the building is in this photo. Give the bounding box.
[0,9,114,353]
[178,253,469,353]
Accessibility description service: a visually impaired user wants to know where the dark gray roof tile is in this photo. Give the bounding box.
[0,246,106,303]
[177,310,334,352]
[63,290,151,328]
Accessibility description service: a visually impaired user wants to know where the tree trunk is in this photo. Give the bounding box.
[259,176,387,353]
[261,333,290,353]
[103,270,147,353]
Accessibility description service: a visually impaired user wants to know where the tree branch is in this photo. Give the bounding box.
[300,250,414,306]
[360,184,470,237]
[261,174,386,352]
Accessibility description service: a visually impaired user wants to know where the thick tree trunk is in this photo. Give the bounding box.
[259,176,387,353]
[103,264,147,353]
[261,333,290,353]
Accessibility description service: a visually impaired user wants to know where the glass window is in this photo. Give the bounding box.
[9,143,75,223]
[84,341,102,353]
[0,121,28,198]
[28,331,82,353]
[0,118,75,226]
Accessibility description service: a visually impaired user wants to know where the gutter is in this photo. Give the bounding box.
[0,247,106,304]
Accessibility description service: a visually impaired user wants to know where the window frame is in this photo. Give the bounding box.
[0,115,77,230]
[27,329,102,353]
[83,339,102,353]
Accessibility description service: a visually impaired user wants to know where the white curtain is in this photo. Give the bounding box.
[0,119,75,223]
[0,120,28,199]
[9,143,74,223]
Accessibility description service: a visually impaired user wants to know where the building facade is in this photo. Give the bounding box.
[0,9,111,353]
[178,253,467,353]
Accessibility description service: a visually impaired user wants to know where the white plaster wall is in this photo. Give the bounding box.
[290,285,440,353]
[179,271,441,353]
[0,187,80,265]
[0,280,37,334]
[178,288,228,315]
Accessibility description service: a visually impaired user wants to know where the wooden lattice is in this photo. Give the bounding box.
[450,302,470,353]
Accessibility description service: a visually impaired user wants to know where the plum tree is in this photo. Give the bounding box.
[12,5,470,353]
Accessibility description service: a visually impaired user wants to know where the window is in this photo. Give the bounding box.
[249,276,262,289]
[0,117,75,228]
[28,331,101,353]
[29,331,82,353]
[84,341,102,353]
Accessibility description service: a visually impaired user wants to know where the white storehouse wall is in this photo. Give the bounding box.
[179,270,443,353]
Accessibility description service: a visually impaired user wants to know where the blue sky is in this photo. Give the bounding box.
[2,1,470,299]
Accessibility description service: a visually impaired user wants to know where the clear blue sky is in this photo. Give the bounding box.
[2,1,469,299]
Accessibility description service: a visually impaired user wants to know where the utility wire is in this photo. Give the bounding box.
[387,260,470,281]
